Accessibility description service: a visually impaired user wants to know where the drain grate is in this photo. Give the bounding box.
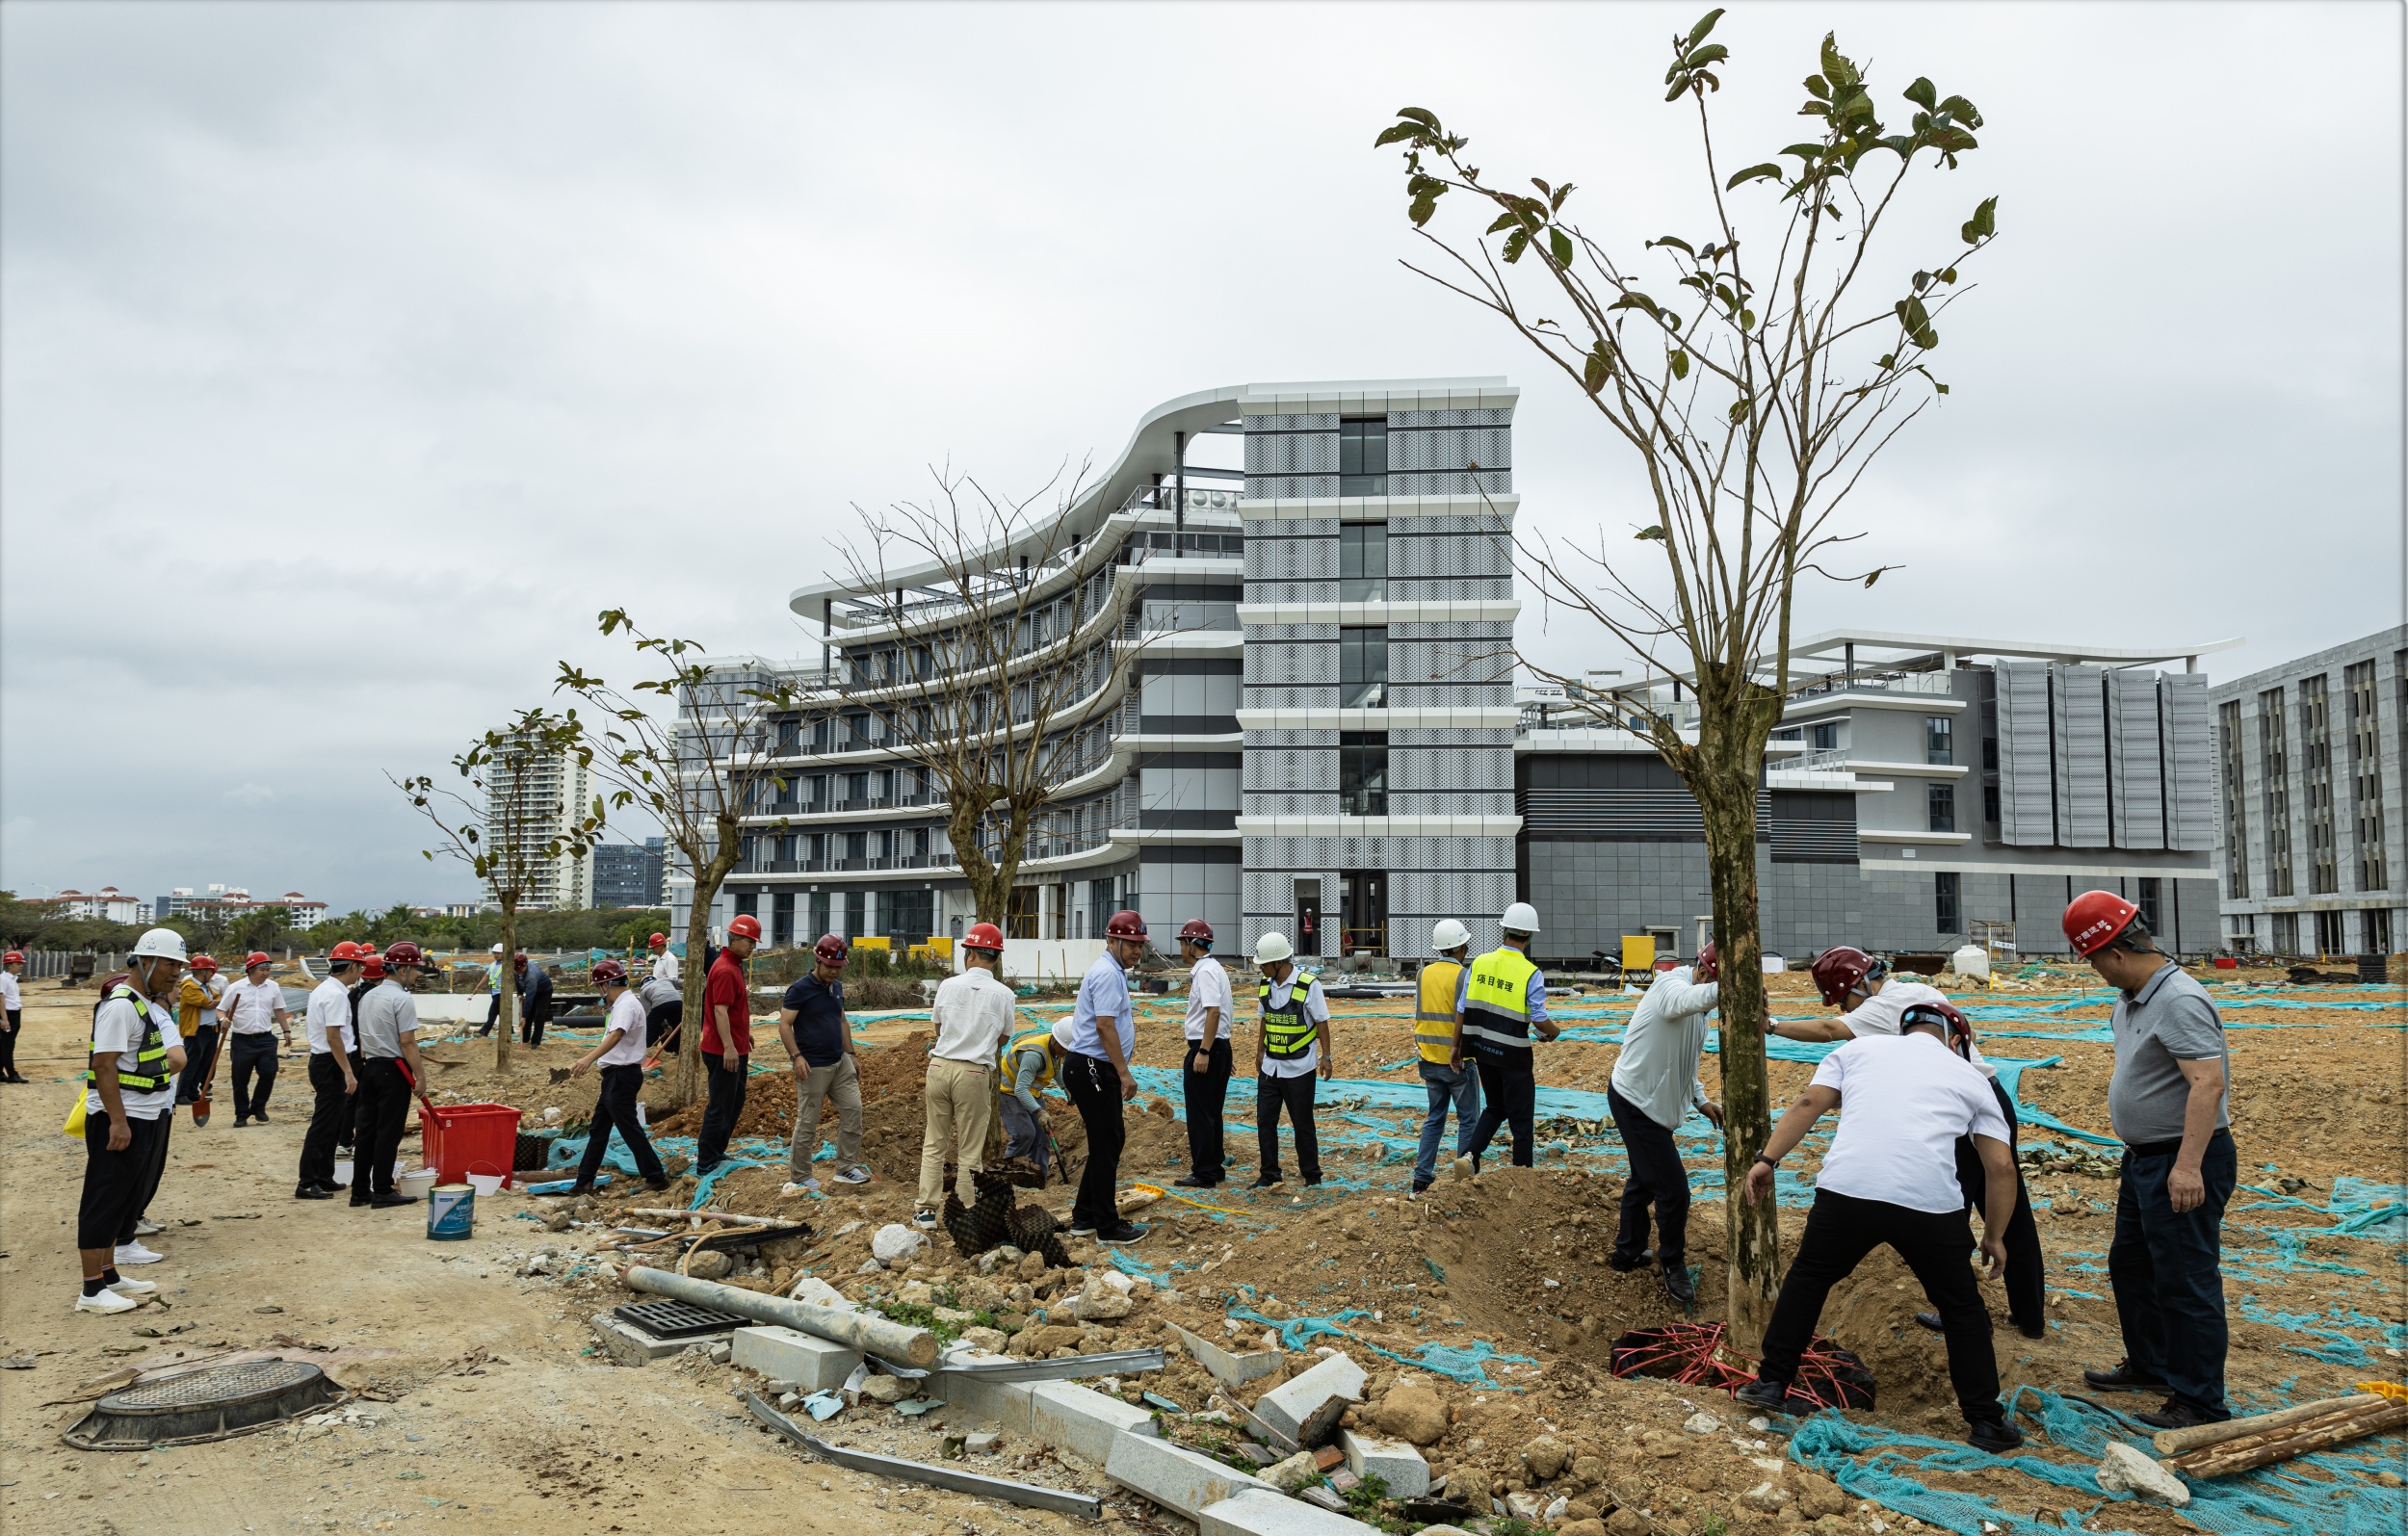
[64,1359,343,1451]
[615,1299,749,1340]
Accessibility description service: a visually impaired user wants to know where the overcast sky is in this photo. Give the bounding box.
[4,1,2399,912]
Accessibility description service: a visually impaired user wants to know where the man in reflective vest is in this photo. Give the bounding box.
[1250,932,1333,1188]
[1453,901,1557,1177]
[998,1020,1063,1185]
[1410,919,1481,1199]
[76,927,190,1314]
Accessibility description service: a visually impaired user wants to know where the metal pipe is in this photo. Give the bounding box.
[619,1263,937,1367]
[744,1393,1103,1516]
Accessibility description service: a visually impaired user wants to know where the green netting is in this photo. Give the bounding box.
[1222,1303,1534,1387]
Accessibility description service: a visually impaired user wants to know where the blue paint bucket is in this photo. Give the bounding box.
[427,1183,476,1241]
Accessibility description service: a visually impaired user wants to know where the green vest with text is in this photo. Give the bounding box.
[1257,972,1322,1060]
[1462,945,1538,1056]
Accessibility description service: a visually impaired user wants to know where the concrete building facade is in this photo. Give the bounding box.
[482,740,595,912]
[2209,624,2406,957]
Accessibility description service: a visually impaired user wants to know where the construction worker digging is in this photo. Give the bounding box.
[1609,939,1725,1304]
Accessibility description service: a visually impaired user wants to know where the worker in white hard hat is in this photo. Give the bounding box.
[1409,919,1482,1198]
[1452,901,1557,1177]
[477,942,507,1037]
[1250,931,1333,1188]
[75,928,190,1314]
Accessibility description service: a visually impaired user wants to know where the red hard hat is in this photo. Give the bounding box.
[813,933,849,967]
[1810,946,1887,1006]
[1105,909,1147,941]
[727,914,763,941]
[360,952,385,979]
[190,954,218,974]
[2,950,21,965]
[1178,918,1215,945]
[648,932,667,949]
[2063,890,2141,958]
[244,951,271,972]
[329,940,363,962]
[513,953,528,968]
[1900,999,1975,1050]
[383,941,425,969]
[591,957,628,986]
[1693,940,1719,984]
[963,922,1005,953]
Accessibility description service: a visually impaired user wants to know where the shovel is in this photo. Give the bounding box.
[191,1028,224,1128]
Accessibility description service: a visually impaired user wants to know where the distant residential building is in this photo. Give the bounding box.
[593,839,667,908]
[2211,624,2405,956]
[39,887,149,924]
[481,735,596,911]
[150,885,326,928]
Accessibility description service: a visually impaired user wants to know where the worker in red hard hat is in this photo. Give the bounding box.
[217,951,290,1127]
[343,945,380,1156]
[2063,890,2236,1431]
[1783,942,2043,1339]
[350,943,432,1208]
[646,930,681,992]
[171,953,226,1108]
[295,942,363,1199]
[914,921,1017,1228]
[0,950,23,1083]
[565,958,670,1195]
[1173,918,1234,1189]
[778,933,869,1193]
[1608,940,1725,1304]
[694,914,762,1176]
[1057,910,1151,1244]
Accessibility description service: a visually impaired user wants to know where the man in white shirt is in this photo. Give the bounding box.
[1174,919,1234,1189]
[1737,1001,2026,1452]
[649,932,680,988]
[1250,932,1333,1189]
[218,951,290,1127]
[915,923,1017,1227]
[295,942,363,1200]
[1608,942,1726,1304]
[566,958,670,1195]
[0,949,25,1083]
[75,928,190,1314]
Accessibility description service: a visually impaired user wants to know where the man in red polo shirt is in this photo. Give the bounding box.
[696,914,759,1174]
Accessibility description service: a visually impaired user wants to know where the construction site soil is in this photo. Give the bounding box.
[5,962,2402,1536]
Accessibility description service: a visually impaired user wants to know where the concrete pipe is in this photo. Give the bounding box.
[620,1263,938,1368]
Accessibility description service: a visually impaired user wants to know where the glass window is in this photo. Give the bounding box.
[1340,627,1389,708]
[845,772,869,804]
[1925,716,1952,765]
[1340,523,1388,602]
[1935,872,1961,934]
[873,830,891,861]
[1338,418,1388,495]
[1811,722,1839,751]
[1339,732,1389,816]
[1928,782,1956,833]
[2137,877,2161,934]
[1983,785,2001,824]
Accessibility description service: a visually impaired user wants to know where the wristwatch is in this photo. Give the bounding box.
[1755,1154,1780,1169]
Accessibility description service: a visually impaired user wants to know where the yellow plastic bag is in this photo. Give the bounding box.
[62,1088,86,1138]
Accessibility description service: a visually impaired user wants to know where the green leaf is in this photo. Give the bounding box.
[1502,227,1530,263]
[1877,353,1896,369]
[1687,8,1724,46]
[1728,396,1752,422]
[1669,350,1689,380]
[1683,43,1728,68]
[1395,107,1439,128]
[1894,296,1938,351]
[1864,569,1882,588]
[1374,122,1422,147]
[1584,342,1613,395]
[1960,195,1998,244]
[1819,33,1858,91]
[1797,101,1830,117]
[1649,234,1697,256]
[1938,266,1958,284]
[1781,142,1827,161]
[1803,73,1830,100]
[1635,526,1668,541]
[1549,228,1574,268]
[1666,81,1691,102]
[1409,191,1439,227]
[1608,292,1663,318]
[1903,77,1938,112]
[1739,307,1756,331]
[1725,162,1783,190]
[1939,94,1984,129]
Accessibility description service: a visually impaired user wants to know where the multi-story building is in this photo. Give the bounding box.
[149,886,328,927]
[2211,624,2405,956]
[593,838,667,909]
[482,739,595,912]
[1517,632,2234,962]
[39,887,150,924]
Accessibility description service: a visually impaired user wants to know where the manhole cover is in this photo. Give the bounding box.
[615,1299,748,1340]
[64,1359,344,1451]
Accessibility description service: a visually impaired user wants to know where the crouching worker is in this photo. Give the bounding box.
[567,959,669,1195]
[1736,1001,2026,1452]
[77,928,190,1314]
[998,1017,1063,1185]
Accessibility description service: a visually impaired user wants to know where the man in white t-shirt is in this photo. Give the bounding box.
[296,943,363,1200]
[218,952,290,1127]
[1737,1001,2026,1451]
[566,959,669,1195]
[915,923,1017,1226]
[75,928,191,1314]
[0,949,25,1082]
[1174,919,1234,1189]
[1250,932,1333,1189]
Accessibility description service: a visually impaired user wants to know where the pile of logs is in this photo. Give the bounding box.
[2156,1391,2408,1478]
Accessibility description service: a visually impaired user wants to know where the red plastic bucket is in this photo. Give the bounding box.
[421,1103,525,1190]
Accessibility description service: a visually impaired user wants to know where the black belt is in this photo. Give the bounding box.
[2122,1128,2231,1159]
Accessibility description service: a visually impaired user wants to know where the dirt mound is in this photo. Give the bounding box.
[650,1030,940,1141]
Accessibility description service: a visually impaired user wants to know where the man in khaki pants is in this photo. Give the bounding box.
[779,936,871,1194]
[914,922,1016,1228]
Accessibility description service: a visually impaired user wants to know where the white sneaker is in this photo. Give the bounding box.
[780,1180,821,1196]
[77,1288,137,1315]
[831,1165,872,1186]
[113,1242,163,1265]
[108,1276,159,1297]
[133,1217,164,1237]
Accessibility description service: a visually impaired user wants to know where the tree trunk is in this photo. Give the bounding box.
[674,884,716,1110]
[495,897,518,1072]
[1684,716,1780,1358]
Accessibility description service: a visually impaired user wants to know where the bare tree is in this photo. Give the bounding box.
[1376,12,1996,1351]
[555,613,805,1108]
[825,466,1156,932]
[394,709,607,1071]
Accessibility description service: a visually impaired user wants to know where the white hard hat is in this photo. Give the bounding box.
[1502,901,1541,935]
[491,943,505,954]
[130,927,189,963]
[1255,932,1294,965]
[1431,919,1472,951]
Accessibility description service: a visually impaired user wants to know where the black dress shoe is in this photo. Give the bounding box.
[1966,1417,2026,1453]
[1172,1175,1211,1188]
[295,1185,331,1201]
[1661,1264,1696,1305]
[254,1112,271,1124]
[370,1193,420,1208]
[2134,1399,2229,1431]
[1609,1248,1655,1273]
[1249,1175,1284,1189]
[643,1176,673,1192]
[1734,1379,1807,1415]
[2082,1362,2170,1393]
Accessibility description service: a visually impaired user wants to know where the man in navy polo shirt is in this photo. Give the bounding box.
[779,934,868,1193]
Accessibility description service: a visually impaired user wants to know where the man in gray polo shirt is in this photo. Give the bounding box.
[2062,891,2235,1429]
[351,943,434,1211]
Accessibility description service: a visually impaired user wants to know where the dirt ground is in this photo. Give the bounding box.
[7,962,2405,1536]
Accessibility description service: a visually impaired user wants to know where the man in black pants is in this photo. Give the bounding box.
[0,950,23,1082]
[1607,942,1724,1304]
[641,968,683,1056]
[1059,910,1150,1244]
[344,947,380,1154]
[219,952,290,1126]
[514,954,555,1049]
[566,959,669,1193]
[1248,931,1332,1188]
[1914,1070,2045,1340]
[75,929,190,1314]
[351,943,433,1209]
[1737,1002,2026,1451]
[295,942,362,1199]
[1174,920,1233,1188]
[1453,902,1557,1177]
[695,915,759,1175]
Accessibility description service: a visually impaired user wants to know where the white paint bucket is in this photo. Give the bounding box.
[466,1172,506,1197]
[395,1167,439,1200]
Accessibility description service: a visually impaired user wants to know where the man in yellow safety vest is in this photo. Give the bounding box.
[1452,902,1558,1177]
[1410,919,1481,1199]
[998,1019,1063,1185]
[1250,931,1333,1188]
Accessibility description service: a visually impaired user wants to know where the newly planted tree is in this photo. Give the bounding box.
[395,709,607,1071]
[1377,11,1996,1351]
